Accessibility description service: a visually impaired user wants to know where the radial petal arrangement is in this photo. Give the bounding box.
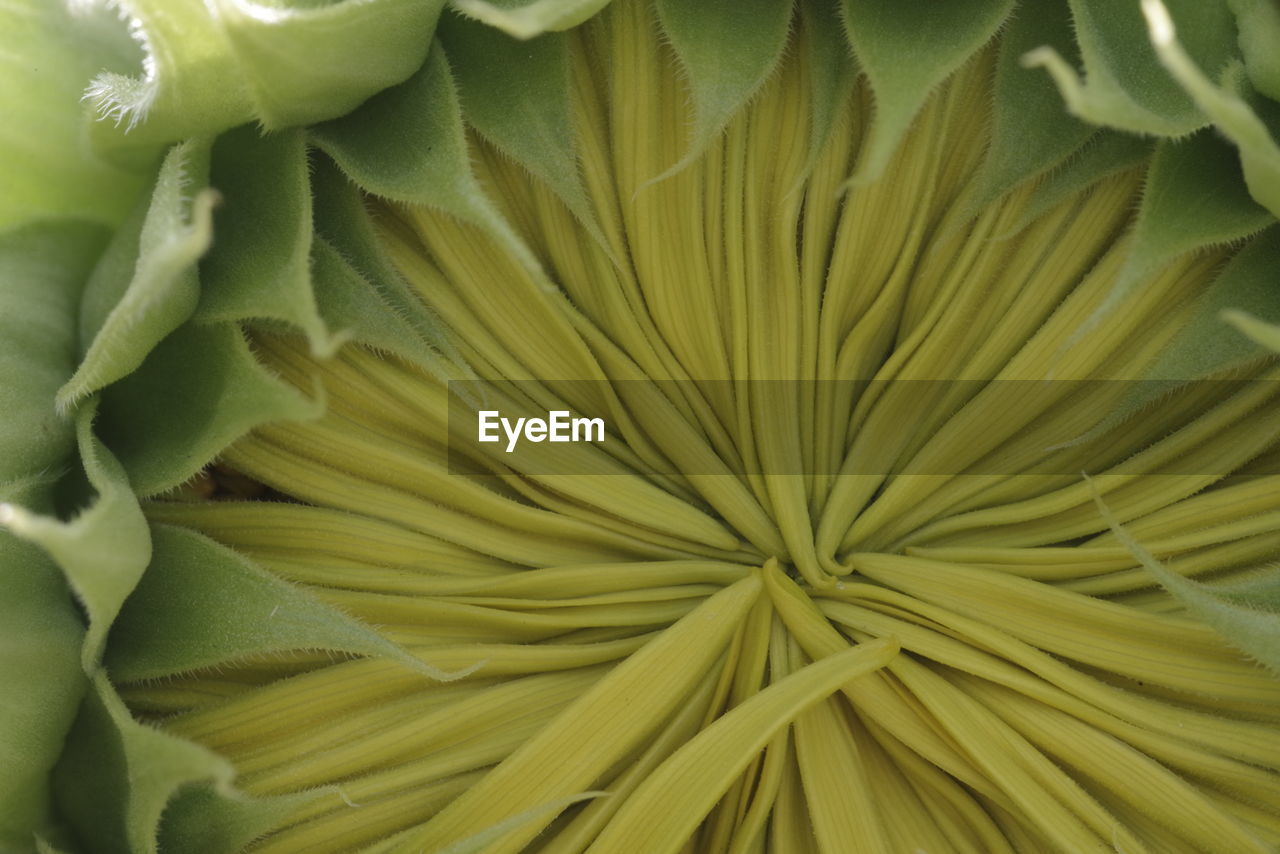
[5,0,1280,853]
[94,4,1280,852]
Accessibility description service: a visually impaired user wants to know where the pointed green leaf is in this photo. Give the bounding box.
[1202,572,1280,610]
[654,0,793,174]
[1009,130,1151,235]
[85,0,445,149]
[449,0,614,39]
[84,0,253,149]
[156,782,322,854]
[0,223,107,505]
[53,673,266,854]
[440,13,608,251]
[1139,226,1280,383]
[93,321,321,497]
[2,402,151,670]
[0,536,87,851]
[1223,307,1280,352]
[310,156,463,373]
[1140,0,1280,219]
[105,524,457,681]
[1025,0,1236,136]
[797,0,857,189]
[1093,487,1280,674]
[195,126,343,356]
[0,0,146,231]
[1094,129,1273,320]
[841,0,1015,182]
[57,140,216,414]
[214,0,447,130]
[310,236,445,373]
[1075,228,1280,446]
[0,222,99,850]
[310,44,544,280]
[968,0,1098,212]
[1227,0,1280,101]
[1138,126,1274,249]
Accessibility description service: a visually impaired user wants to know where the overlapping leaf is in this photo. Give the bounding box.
[93,322,320,497]
[1026,0,1235,136]
[106,524,459,681]
[3,403,150,670]
[311,44,544,280]
[449,0,615,39]
[440,14,608,251]
[84,0,445,149]
[53,674,317,854]
[0,1,145,231]
[967,0,1098,213]
[840,0,1015,181]
[1094,487,1280,674]
[56,141,215,415]
[653,0,793,176]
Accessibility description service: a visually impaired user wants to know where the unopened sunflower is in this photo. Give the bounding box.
[4,0,1280,852]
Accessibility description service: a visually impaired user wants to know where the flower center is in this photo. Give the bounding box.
[128,2,1280,851]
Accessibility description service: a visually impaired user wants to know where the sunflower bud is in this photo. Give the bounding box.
[3,0,1280,852]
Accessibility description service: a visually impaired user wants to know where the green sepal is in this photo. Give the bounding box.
[1076,228,1280,446]
[57,140,216,415]
[1139,124,1274,246]
[85,0,251,150]
[1138,226,1280,383]
[0,222,100,851]
[840,0,1015,182]
[1091,129,1273,325]
[1226,0,1280,101]
[1093,487,1280,675]
[85,0,445,150]
[439,13,609,254]
[0,0,147,232]
[310,237,449,376]
[0,222,107,506]
[1140,0,1280,219]
[310,44,545,281]
[1025,0,1236,136]
[1054,226,1280,453]
[1222,307,1280,351]
[157,782,322,854]
[653,0,793,177]
[795,0,857,194]
[1204,572,1280,609]
[2,401,151,671]
[0,536,87,852]
[93,322,322,498]
[105,524,462,682]
[449,0,615,39]
[310,156,463,375]
[966,0,1098,215]
[1007,130,1152,236]
[195,125,344,357]
[52,672,311,854]
[213,0,446,131]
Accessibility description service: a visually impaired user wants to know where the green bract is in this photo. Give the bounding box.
[3,0,1280,851]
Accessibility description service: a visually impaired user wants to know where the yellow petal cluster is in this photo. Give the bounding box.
[130,2,1280,851]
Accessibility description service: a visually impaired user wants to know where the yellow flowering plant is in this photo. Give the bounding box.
[3,0,1280,851]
